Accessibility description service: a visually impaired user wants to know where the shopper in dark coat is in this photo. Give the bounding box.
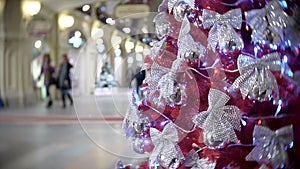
[58,54,73,108]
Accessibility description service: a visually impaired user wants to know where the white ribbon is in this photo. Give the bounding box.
[193,89,241,145]
[202,8,243,52]
[231,52,281,100]
[245,0,287,44]
[246,125,293,169]
[150,123,182,167]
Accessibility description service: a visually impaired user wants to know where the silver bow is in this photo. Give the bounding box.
[150,123,183,168]
[168,0,178,13]
[144,62,170,106]
[122,102,139,129]
[158,58,183,101]
[231,52,281,100]
[202,8,243,52]
[145,62,169,96]
[184,150,216,169]
[245,0,287,44]
[193,89,241,147]
[246,125,293,169]
[151,37,166,60]
[178,16,205,59]
[259,164,269,169]
[122,97,146,137]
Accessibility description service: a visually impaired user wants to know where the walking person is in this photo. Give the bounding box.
[135,67,145,96]
[58,54,73,108]
[39,53,56,108]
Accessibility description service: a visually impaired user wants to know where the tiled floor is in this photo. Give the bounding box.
[0,88,148,169]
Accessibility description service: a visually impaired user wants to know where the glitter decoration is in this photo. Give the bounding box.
[231,52,281,101]
[153,12,171,40]
[184,150,216,169]
[245,0,288,44]
[193,89,241,148]
[173,1,193,22]
[168,0,178,13]
[202,8,243,53]
[157,58,184,101]
[149,123,183,168]
[150,37,166,60]
[177,16,205,60]
[246,125,294,169]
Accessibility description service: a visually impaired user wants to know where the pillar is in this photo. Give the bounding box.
[1,0,36,106]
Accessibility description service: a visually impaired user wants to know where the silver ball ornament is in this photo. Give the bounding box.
[166,83,186,106]
[132,137,145,154]
[173,1,192,22]
[156,23,171,39]
[203,131,224,148]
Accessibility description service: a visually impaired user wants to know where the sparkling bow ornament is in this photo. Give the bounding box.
[149,123,183,168]
[145,70,187,106]
[246,125,294,169]
[151,37,166,60]
[231,52,281,101]
[157,58,184,102]
[122,99,140,138]
[202,8,243,52]
[168,0,178,13]
[178,16,205,60]
[144,62,169,96]
[184,150,216,169]
[245,0,288,44]
[193,89,241,148]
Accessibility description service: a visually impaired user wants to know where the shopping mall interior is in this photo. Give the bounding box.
[0,0,161,168]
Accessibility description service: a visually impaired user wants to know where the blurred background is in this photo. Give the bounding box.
[0,0,162,168]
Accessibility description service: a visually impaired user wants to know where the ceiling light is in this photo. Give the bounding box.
[34,40,42,48]
[82,5,90,12]
[58,14,74,29]
[74,31,81,38]
[122,27,131,34]
[22,1,41,16]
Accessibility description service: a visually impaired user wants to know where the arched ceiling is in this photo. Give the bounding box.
[40,0,108,12]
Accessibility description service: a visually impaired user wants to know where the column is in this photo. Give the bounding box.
[1,0,36,106]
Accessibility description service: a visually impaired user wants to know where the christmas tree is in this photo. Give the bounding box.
[121,0,300,168]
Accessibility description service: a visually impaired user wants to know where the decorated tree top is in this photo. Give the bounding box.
[121,0,300,169]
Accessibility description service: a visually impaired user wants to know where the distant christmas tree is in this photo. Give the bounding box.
[121,0,300,168]
[97,62,116,88]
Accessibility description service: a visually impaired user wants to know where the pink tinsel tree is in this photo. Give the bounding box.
[121,0,300,168]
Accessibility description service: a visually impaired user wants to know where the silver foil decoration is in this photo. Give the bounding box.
[145,62,170,96]
[178,16,206,60]
[184,150,216,169]
[192,158,216,169]
[246,125,293,169]
[158,58,184,101]
[284,8,300,53]
[168,0,178,13]
[245,0,287,44]
[231,52,281,101]
[173,1,194,21]
[150,123,183,168]
[122,99,140,137]
[193,89,241,148]
[259,164,270,169]
[154,12,171,40]
[151,37,166,60]
[202,8,243,52]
